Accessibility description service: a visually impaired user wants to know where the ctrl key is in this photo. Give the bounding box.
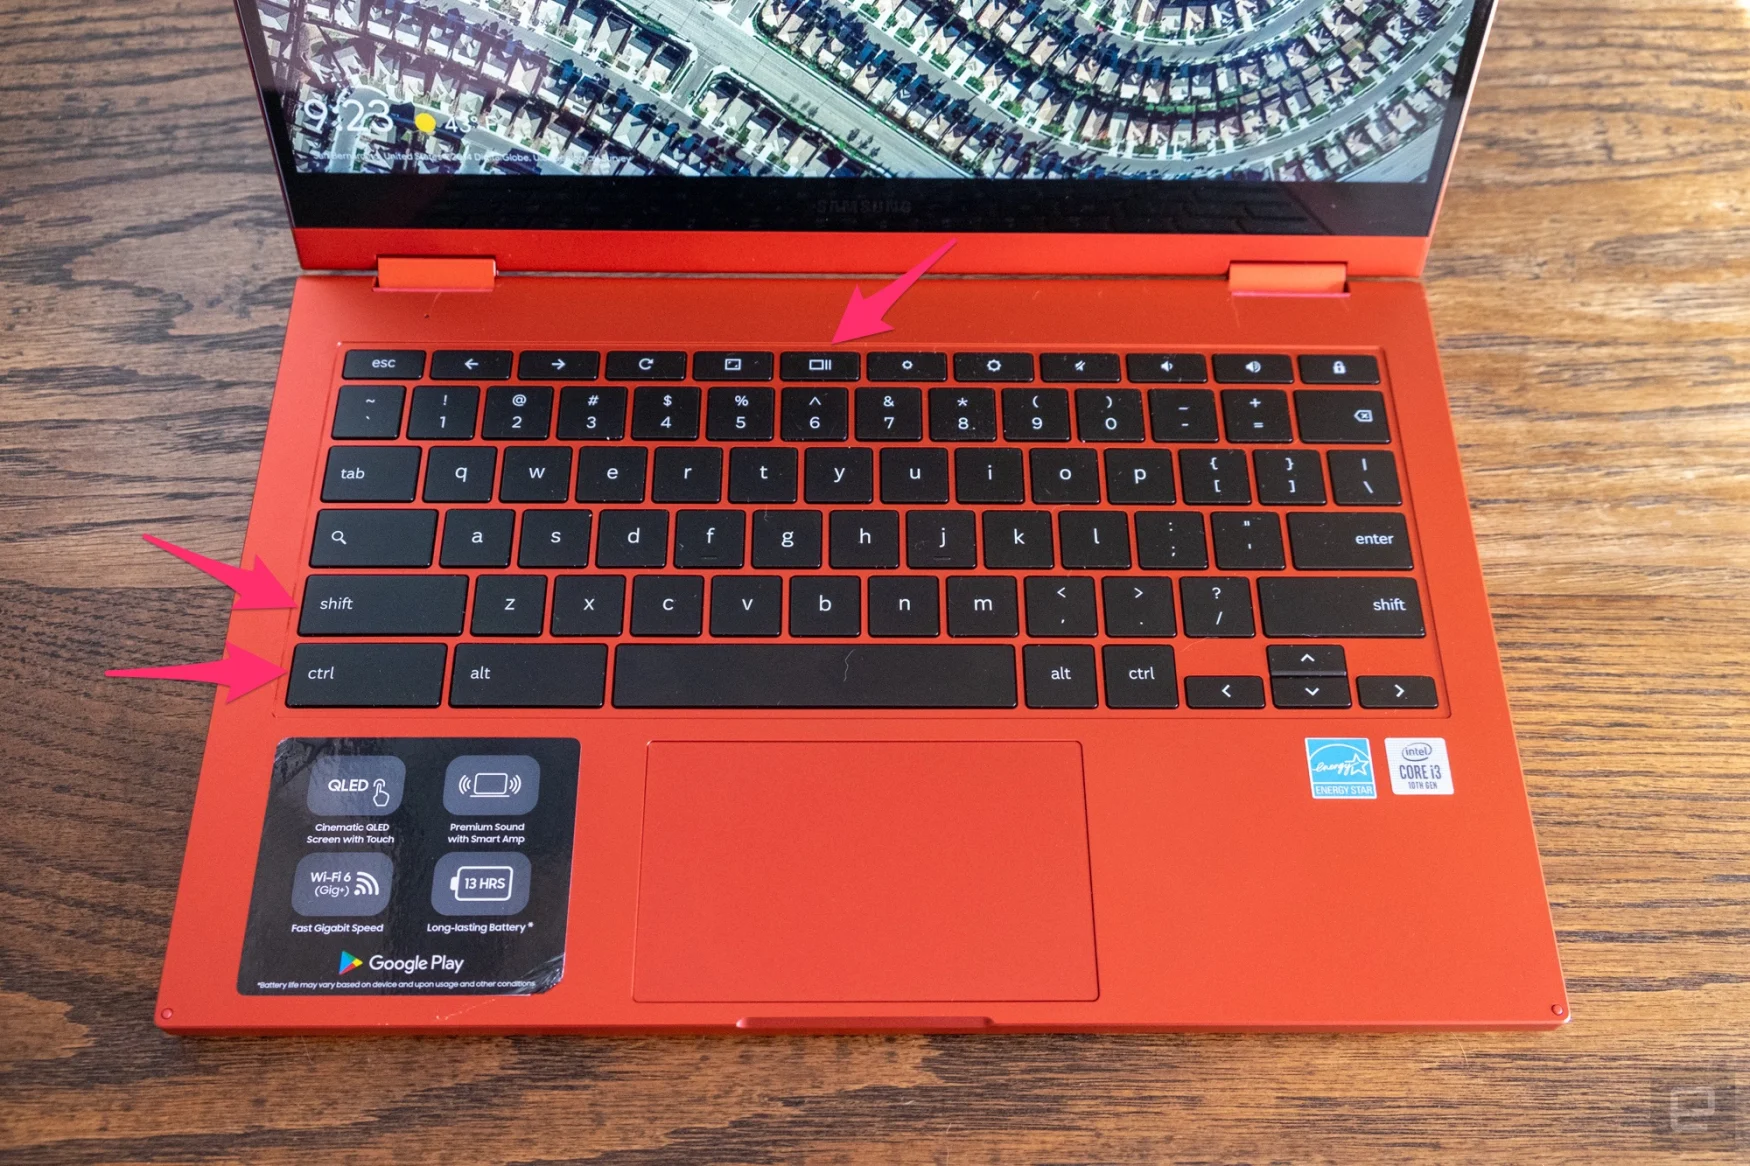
[287,643,447,707]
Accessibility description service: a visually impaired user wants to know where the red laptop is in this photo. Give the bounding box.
[151,0,1567,1032]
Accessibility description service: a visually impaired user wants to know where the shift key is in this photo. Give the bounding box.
[299,575,467,636]
[1258,577,1425,637]
[288,643,447,707]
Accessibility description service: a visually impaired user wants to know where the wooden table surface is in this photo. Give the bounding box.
[3,0,1748,1160]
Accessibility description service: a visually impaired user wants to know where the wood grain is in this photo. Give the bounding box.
[2,0,1747,1159]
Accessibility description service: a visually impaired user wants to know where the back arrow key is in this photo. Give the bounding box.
[432,350,512,380]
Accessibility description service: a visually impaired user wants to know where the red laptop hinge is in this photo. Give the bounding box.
[1227,262,1349,297]
[375,256,497,292]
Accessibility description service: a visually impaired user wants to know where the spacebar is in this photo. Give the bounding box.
[612,644,1018,708]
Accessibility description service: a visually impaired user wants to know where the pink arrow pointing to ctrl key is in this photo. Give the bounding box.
[832,238,957,344]
[106,643,286,702]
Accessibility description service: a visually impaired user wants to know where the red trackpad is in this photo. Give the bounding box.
[633,741,1098,1003]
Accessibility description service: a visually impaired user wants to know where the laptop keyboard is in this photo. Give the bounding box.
[290,348,1439,711]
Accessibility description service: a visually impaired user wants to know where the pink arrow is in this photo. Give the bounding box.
[142,533,293,609]
[832,238,957,344]
[106,643,286,702]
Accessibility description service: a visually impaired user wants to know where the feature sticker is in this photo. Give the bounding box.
[1305,738,1377,799]
[1385,737,1454,795]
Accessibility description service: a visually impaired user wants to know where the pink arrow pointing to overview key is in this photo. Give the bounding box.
[832,238,957,344]
[106,643,286,702]
[141,533,293,609]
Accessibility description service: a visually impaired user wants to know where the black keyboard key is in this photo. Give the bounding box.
[983,511,1055,569]
[782,387,850,441]
[1268,644,1347,677]
[868,576,940,636]
[596,509,669,568]
[930,388,997,441]
[651,447,723,503]
[805,447,873,503]
[1180,577,1254,637]
[1288,513,1413,570]
[1357,675,1439,709]
[631,385,700,441]
[322,446,419,502]
[557,386,627,440]
[673,509,746,568]
[287,643,446,707]
[1027,448,1100,505]
[518,350,599,381]
[1075,389,1146,442]
[1023,645,1097,708]
[1041,353,1120,382]
[482,385,552,440]
[472,574,547,636]
[1213,354,1293,383]
[955,447,1025,503]
[631,574,704,636]
[1003,389,1072,441]
[440,509,514,567]
[519,509,593,568]
[751,509,822,568]
[780,351,859,381]
[1135,512,1207,570]
[343,350,423,380]
[423,447,496,502]
[881,448,949,503]
[955,352,1033,382]
[1024,576,1098,637]
[789,576,862,637]
[706,386,774,441]
[1105,450,1176,504]
[606,351,687,380]
[694,351,773,381]
[1299,355,1379,385]
[431,350,511,380]
[1328,450,1402,506]
[1254,450,1327,505]
[499,446,572,502]
[907,510,977,569]
[613,644,1015,707]
[450,643,606,707]
[1058,511,1131,569]
[1149,389,1219,442]
[408,386,479,440]
[1257,577,1425,637]
[1211,512,1285,570]
[332,385,404,439]
[1103,645,1178,708]
[576,447,647,502]
[1184,675,1265,709]
[946,575,1019,637]
[1127,353,1207,384]
[1178,449,1251,505]
[1297,390,1391,443]
[1271,676,1352,709]
[711,575,784,636]
[1222,389,1293,442]
[311,510,436,568]
[298,574,467,636]
[866,352,947,382]
[728,447,798,503]
[551,574,625,636]
[856,387,923,441]
[829,510,899,569]
[1102,577,1175,637]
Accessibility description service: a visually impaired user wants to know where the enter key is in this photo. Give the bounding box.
[1287,512,1414,570]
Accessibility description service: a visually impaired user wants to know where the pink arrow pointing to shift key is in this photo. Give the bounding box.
[106,643,286,702]
[141,532,294,609]
[832,238,957,344]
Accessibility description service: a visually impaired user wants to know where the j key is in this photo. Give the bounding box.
[519,509,594,568]
[1134,512,1207,570]
[606,351,687,380]
[1254,450,1327,505]
[881,448,949,504]
[1102,577,1176,637]
[450,644,607,708]
[1222,389,1293,443]
[728,447,798,503]
[830,510,900,569]
[440,509,514,567]
[1075,389,1146,442]
[651,447,723,503]
[906,510,978,569]
[472,575,547,636]
[1025,576,1098,637]
[955,448,1025,503]
[1023,645,1098,708]
[673,509,746,568]
[781,388,849,441]
[1030,449,1102,504]
[856,387,923,441]
[1212,354,1293,383]
[751,509,823,569]
[1105,450,1176,504]
[946,575,1019,637]
[711,575,783,637]
[557,386,627,441]
[954,352,1034,383]
[631,385,700,441]
[930,388,997,441]
[789,576,862,637]
[408,386,479,440]
[1184,675,1266,709]
[1211,512,1285,571]
[866,352,947,382]
[311,509,436,568]
[576,447,647,502]
[1296,390,1391,443]
[343,350,423,380]
[1287,512,1413,570]
[805,447,874,503]
[286,643,446,708]
[332,385,404,439]
[1058,512,1130,570]
[1356,675,1440,709]
[780,351,859,381]
[1003,389,1072,441]
[1041,353,1120,383]
[423,446,496,502]
[482,385,552,440]
[431,350,511,380]
[706,386,774,441]
[1299,355,1379,385]
[1268,644,1348,677]
[499,447,571,502]
[868,576,940,636]
[1328,450,1402,506]
[693,351,773,381]
[1257,577,1425,637]
[551,574,625,636]
[1149,389,1219,442]
[1102,645,1178,708]
[630,574,704,636]
[1180,576,1255,637]
[1178,449,1251,505]
[299,574,467,636]
[1126,353,1207,384]
[322,446,419,502]
[518,350,599,381]
[612,644,1017,707]
[1271,676,1352,709]
[983,511,1055,569]
[596,510,669,568]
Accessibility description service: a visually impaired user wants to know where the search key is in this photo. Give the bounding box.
[310,509,438,567]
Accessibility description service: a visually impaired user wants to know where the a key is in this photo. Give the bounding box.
[631,385,700,440]
[781,387,850,441]
[673,509,747,568]
[1328,450,1402,506]
[1271,676,1352,709]
[595,509,669,568]
[868,576,940,636]
[630,574,704,636]
[751,509,823,568]
[1002,389,1072,441]
[1253,450,1327,505]
[286,643,446,707]
[1148,389,1219,442]
[789,576,862,637]
[955,352,1034,382]
[606,351,687,380]
[651,447,723,503]
[954,447,1025,503]
[1102,577,1176,637]
[866,352,947,382]
[431,350,511,380]
[706,386,774,441]
[1022,645,1097,708]
[483,385,553,439]
[1298,355,1379,385]
[1356,675,1439,708]
[1030,449,1102,504]
[450,643,606,708]
[1257,578,1425,637]
[1024,576,1098,637]
[1221,389,1293,442]
[576,447,646,502]
[408,386,479,440]
[881,448,949,503]
[518,350,600,381]
[1288,512,1414,570]
[612,644,1016,707]
[1213,354,1293,383]
[298,575,467,636]
[693,351,774,381]
[1267,644,1347,677]
[983,510,1055,569]
[499,446,571,502]
[1058,511,1131,569]
[1178,449,1251,504]
[423,447,496,502]
[1211,512,1285,570]
[1297,390,1391,443]
[1126,353,1207,384]
[472,575,547,636]
[829,510,900,569]
[1179,576,1255,637]
[439,509,514,567]
[1184,675,1266,709]
[929,388,997,441]
[518,509,593,568]
[322,446,420,502]
[945,575,1019,637]
[855,387,923,441]
[728,447,798,503]
[1105,450,1176,504]
[557,385,627,440]
[343,350,423,380]
[1102,645,1178,708]
[1040,353,1120,383]
[311,510,436,568]
[332,385,404,439]
[550,574,625,636]
[710,575,784,636]
[780,351,859,381]
[905,510,977,569]
[1134,512,1207,570]
[1075,388,1146,442]
[805,447,874,503]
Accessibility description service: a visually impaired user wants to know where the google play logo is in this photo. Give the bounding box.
[338,951,364,975]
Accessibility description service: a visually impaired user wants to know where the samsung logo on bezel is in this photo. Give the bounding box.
[815,198,913,216]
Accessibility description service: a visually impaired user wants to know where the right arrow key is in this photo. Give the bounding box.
[1357,675,1440,709]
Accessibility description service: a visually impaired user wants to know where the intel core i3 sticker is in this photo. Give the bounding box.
[1385,737,1454,795]
[1305,738,1377,799]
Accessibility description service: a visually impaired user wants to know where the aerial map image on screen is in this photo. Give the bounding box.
[256,0,1477,180]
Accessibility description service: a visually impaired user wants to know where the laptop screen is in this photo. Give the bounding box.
[239,0,1495,235]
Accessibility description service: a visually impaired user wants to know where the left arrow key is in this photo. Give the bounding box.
[430,350,512,380]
